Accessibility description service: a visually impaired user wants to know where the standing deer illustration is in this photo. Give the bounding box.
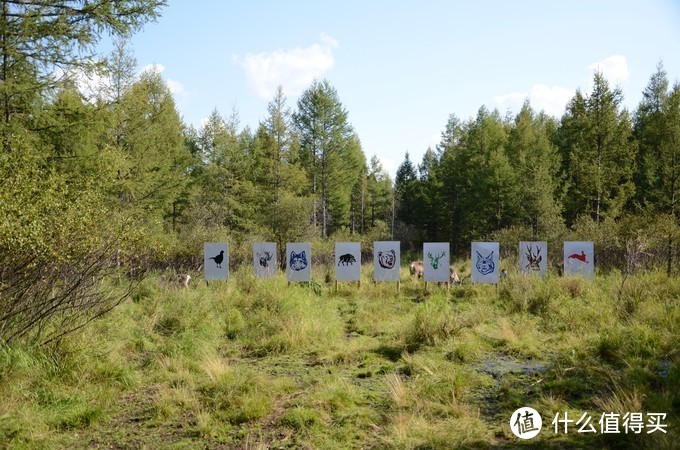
[427,251,446,269]
[525,245,542,271]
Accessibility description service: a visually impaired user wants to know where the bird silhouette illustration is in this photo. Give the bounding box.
[209,250,225,268]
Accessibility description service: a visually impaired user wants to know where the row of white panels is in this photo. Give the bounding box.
[204,241,594,284]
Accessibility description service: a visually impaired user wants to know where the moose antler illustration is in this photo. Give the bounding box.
[427,251,446,269]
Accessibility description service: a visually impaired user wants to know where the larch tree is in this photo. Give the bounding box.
[366,155,393,230]
[559,73,635,224]
[0,0,165,147]
[114,68,190,222]
[0,0,165,343]
[294,79,362,237]
[634,62,670,210]
[506,101,563,238]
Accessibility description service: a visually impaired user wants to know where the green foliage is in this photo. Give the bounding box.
[294,79,363,237]
[559,74,636,223]
[0,1,165,141]
[113,69,192,221]
[0,143,129,343]
[0,270,678,448]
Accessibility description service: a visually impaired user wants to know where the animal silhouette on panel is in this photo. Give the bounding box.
[525,245,542,271]
[338,253,356,266]
[568,250,589,264]
[427,251,446,269]
[209,250,225,268]
[257,251,273,268]
[378,249,396,269]
[475,251,495,276]
[289,251,308,271]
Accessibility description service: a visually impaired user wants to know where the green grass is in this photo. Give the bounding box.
[0,266,678,449]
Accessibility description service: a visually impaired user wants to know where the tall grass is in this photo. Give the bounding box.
[0,268,677,448]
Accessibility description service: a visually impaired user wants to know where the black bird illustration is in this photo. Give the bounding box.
[209,250,225,268]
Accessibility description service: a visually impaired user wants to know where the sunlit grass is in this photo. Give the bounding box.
[0,268,677,448]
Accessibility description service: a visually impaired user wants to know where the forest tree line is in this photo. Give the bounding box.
[395,69,680,272]
[0,1,679,343]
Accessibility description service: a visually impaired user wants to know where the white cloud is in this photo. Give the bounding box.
[139,64,188,99]
[233,34,338,99]
[58,62,189,103]
[380,155,398,179]
[140,63,166,74]
[423,133,441,149]
[166,79,188,97]
[589,55,630,84]
[494,84,575,117]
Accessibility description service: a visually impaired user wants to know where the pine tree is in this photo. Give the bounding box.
[506,101,563,238]
[559,73,635,224]
[366,155,393,230]
[113,68,191,225]
[634,62,670,210]
[453,107,511,241]
[294,79,362,237]
[0,0,164,148]
[414,147,444,241]
[661,83,680,218]
[0,0,164,343]
[251,87,313,255]
[190,109,256,232]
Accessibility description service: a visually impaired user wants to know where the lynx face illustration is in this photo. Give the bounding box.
[476,251,495,276]
[378,249,396,269]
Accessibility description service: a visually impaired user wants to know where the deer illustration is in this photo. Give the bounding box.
[427,251,446,269]
[525,245,542,271]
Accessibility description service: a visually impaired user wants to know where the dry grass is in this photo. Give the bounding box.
[0,268,677,448]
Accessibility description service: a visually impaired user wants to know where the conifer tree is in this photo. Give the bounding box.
[559,73,635,223]
[294,79,362,237]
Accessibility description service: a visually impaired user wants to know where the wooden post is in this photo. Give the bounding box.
[335,280,338,292]
[397,280,401,293]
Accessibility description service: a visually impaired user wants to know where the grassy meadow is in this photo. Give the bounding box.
[0,263,678,449]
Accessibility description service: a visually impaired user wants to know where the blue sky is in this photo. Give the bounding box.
[110,0,680,177]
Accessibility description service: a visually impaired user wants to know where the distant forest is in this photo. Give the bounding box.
[1,1,679,342]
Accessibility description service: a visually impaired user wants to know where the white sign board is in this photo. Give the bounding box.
[254,242,277,278]
[564,241,594,280]
[286,242,311,282]
[471,242,500,284]
[204,242,229,281]
[519,241,547,277]
[423,242,450,282]
[335,242,361,281]
[374,241,400,282]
